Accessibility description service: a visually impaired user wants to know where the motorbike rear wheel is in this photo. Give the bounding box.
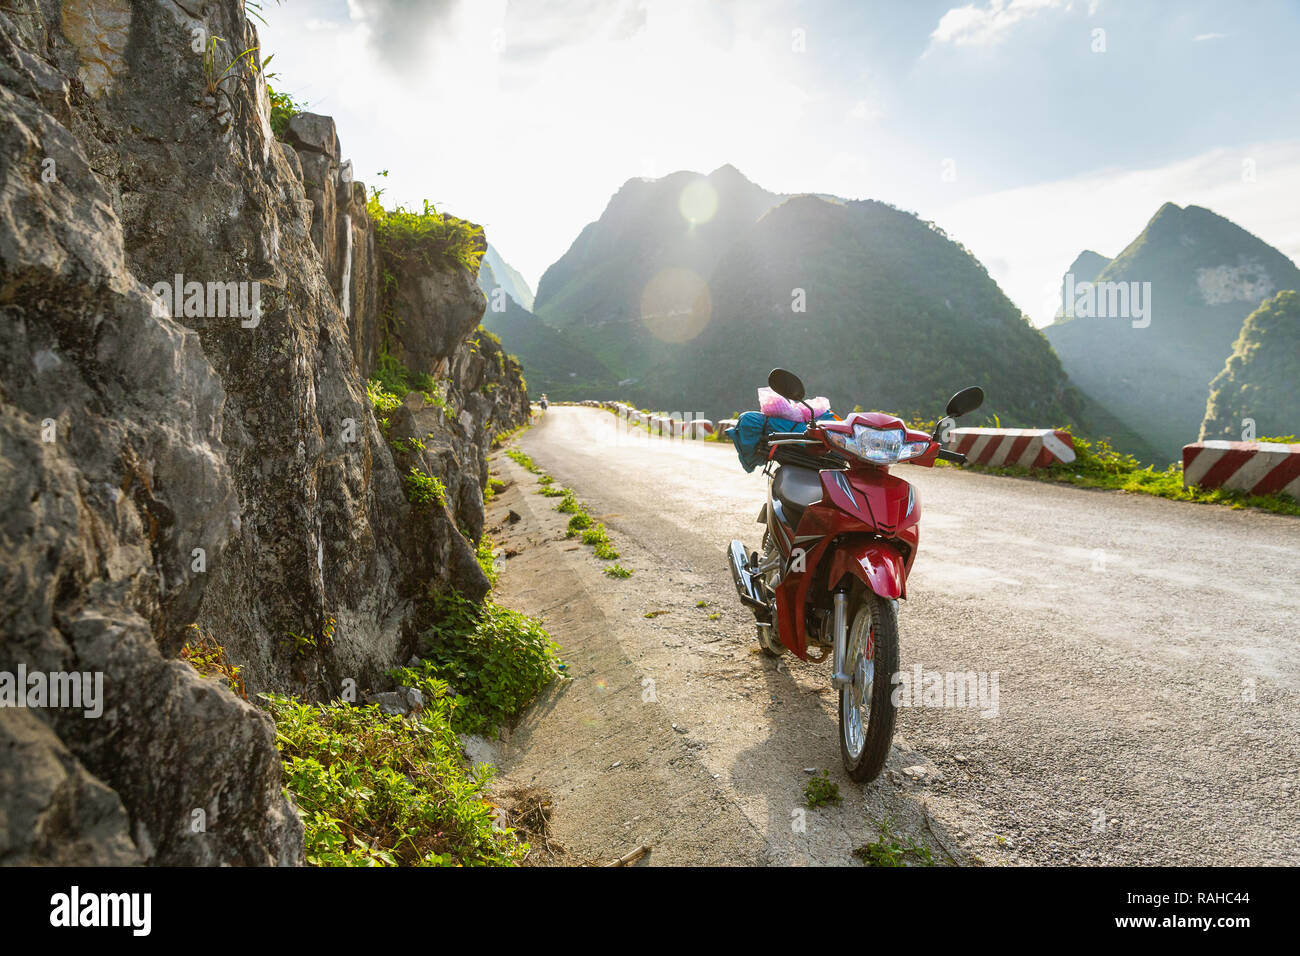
[839,591,899,782]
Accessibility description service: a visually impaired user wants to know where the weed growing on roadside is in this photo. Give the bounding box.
[804,770,842,808]
[852,817,934,867]
[506,449,543,474]
[580,524,619,559]
[605,563,633,578]
[476,533,499,586]
[395,591,562,737]
[484,477,506,504]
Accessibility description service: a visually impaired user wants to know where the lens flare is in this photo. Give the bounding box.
[678,179,718,225]
[640,268,712,343]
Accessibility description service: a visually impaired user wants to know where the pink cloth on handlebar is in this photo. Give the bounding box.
[757,387,831,422]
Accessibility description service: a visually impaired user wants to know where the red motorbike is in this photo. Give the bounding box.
[727,369,984,781]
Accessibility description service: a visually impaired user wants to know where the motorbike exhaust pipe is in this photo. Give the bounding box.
[727,540,768,614]
[831,589,851,688]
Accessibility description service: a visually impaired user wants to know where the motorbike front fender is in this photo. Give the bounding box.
[826,537,907,600]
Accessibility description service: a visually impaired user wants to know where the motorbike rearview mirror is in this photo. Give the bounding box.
[945,386,984,419]
[768,368,806,403]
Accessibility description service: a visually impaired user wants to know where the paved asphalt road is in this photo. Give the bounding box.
[507,406,1300,865]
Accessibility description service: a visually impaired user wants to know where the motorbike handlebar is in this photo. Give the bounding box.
[936,447,967,464]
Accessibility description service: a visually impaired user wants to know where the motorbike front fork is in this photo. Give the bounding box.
[831,589,851,689]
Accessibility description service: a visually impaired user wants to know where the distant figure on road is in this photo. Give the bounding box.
[539,393,549,410]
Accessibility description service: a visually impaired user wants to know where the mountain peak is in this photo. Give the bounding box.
[708,163,749,182]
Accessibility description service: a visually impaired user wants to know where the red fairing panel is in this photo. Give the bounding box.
[827,539,907,601]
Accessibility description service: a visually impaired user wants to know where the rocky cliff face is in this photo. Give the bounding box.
[0,0,526,866]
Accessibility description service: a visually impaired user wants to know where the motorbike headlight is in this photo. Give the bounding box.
[826,426,930,465]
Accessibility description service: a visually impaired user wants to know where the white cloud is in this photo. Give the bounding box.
[928,140,1300,326]
[928,0,1065,49]
[1193,32,1228,42]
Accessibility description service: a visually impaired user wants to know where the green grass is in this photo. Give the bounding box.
[555,491,582,514]
[264,689,524,866]
[565,511,592,536]
[803,770,842,808]
[368,193,485,274]
[852,817,934,867]
[962,430,1300,516]
[538,485,568,498]
[491,422,529,449]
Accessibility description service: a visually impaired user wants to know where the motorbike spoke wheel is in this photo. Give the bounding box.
[839,592,898,782]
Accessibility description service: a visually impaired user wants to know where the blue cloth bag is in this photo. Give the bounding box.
[730,410,834,473]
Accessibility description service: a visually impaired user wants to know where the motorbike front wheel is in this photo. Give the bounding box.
[839,591,899,782]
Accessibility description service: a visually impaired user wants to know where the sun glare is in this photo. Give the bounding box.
[679,179,719,225]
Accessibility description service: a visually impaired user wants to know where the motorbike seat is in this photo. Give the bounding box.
[772,464,823,527]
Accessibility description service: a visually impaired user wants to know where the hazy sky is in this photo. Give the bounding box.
[260,0,1300,326]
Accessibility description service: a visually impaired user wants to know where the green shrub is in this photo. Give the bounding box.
[538,485,568,498]
[264,690,524,866]
[605,563,633,578]
[566,511,592,536]
[396,591,562,736]
[405,468,447,507]
[267,83,305,139]
[367,378,403,415]
[555,491,581,514]
[476,533,498,586]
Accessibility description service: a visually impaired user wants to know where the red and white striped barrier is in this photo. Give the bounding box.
[947,427,1076,468]
[685,419,715,439]
[1183,441,1300,498]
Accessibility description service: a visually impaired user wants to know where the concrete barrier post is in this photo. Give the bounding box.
[1183,441,1300,497]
